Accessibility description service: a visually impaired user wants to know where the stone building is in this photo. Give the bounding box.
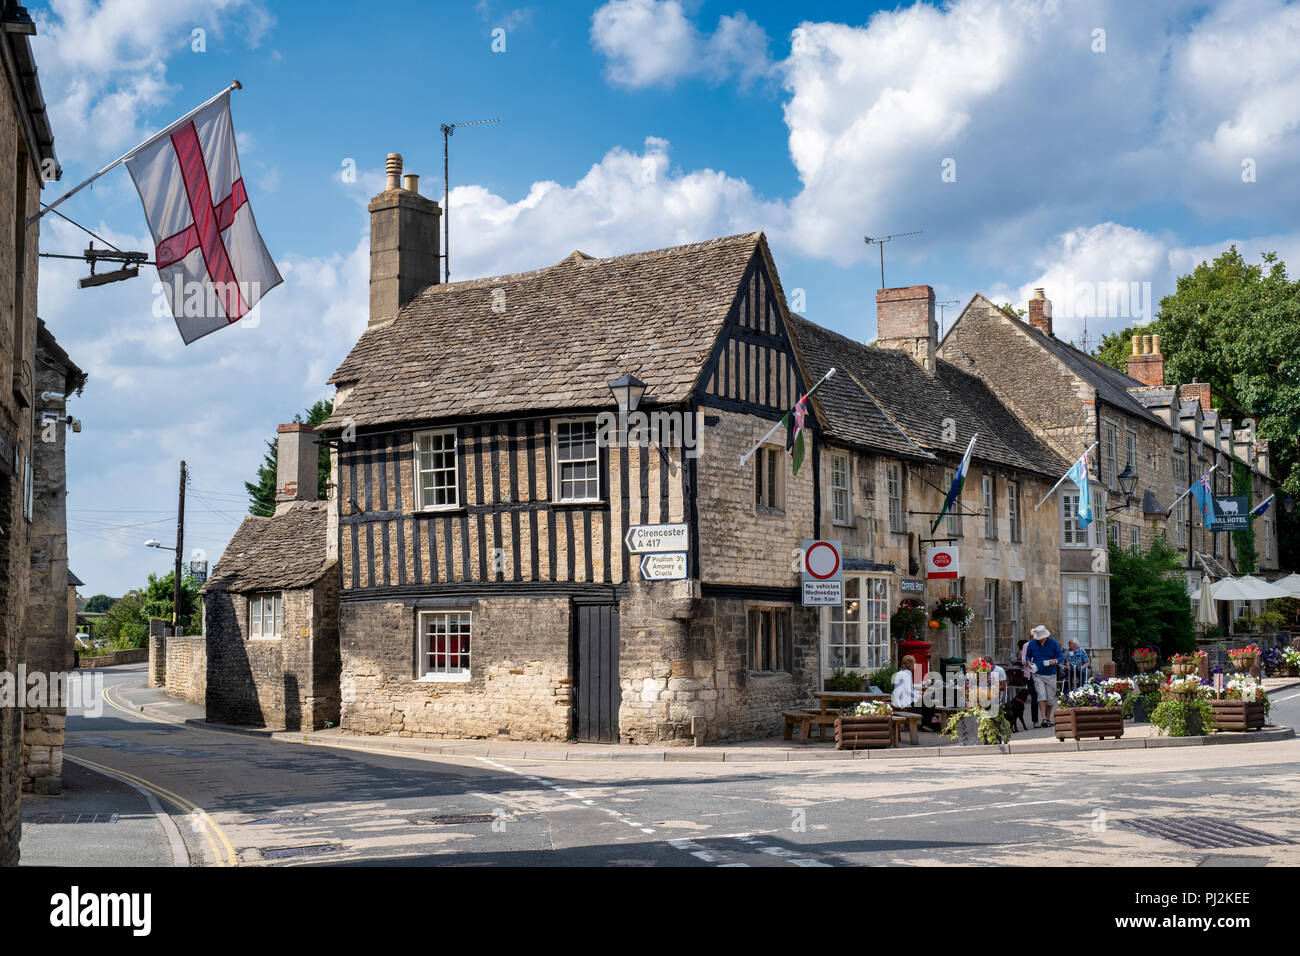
[939,292,1277,662]
[21,320,85,795]
[201,424,339,730]
[789,290,1067,673]
[0,0,61,867]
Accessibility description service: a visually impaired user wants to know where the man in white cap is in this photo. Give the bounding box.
[1024,625,1063,727]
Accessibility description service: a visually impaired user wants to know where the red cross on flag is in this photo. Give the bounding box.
[125,91,282,344]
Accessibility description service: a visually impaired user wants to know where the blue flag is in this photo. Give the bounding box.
[1066,451,1093,530]
[1250,494,1274,518]
[931,435,977,533]
[1189,471,1216,524]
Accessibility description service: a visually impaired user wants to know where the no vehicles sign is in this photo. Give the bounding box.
[801,539,842,606]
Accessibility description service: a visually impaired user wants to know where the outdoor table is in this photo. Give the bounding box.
[811,691,890,715]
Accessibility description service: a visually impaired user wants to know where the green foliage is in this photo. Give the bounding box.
[998,302,1027,319]
[92,590,148,648]
[1108,539,1195,653]
[140,570,201,634]
[889,604,929,639]
[245,399,334,517]
[84,594,115,614]
[1233,460,1258,573]
[1150,697,1214,737]
[1203,624,1227,641]
[941,707,1011,745]
[866,667,898,692]
[826,668,862,692]
[1091,325,1143,372]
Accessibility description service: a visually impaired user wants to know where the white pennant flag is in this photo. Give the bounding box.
[125,91,282,344]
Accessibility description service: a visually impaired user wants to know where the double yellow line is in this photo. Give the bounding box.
[82,685,239,867]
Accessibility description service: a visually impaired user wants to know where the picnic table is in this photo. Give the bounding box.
[782,691,891,744]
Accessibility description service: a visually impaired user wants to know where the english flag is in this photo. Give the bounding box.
[125,91,281,344]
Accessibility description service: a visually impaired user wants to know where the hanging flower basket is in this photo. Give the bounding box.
[1133,648,1159,672]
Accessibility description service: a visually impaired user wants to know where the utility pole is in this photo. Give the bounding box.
[440,118,500,283]
[863,231,922,289]
[173,460,186,630]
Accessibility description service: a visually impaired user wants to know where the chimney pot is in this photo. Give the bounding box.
[386,153,403,191]
[403,173,419,195]
[1152,333,1161,355]
[1027,290,1052,336]
[1131,334,1140,356]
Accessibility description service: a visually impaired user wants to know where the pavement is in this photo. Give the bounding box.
[22,662,1300,867]
[111,672,1300,763]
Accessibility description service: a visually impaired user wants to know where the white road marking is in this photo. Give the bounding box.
[863,798,1074,822]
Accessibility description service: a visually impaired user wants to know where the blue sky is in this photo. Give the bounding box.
[27,0,1300,596]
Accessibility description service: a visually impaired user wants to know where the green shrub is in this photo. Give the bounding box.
[826,668,862,692]
[866,667,898,692]
[941,707,1010,744]
[1151,697,1214,737]
[1108,539,1196,654]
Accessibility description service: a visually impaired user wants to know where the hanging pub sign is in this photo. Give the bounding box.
[925,545,959,580]
[1207,496,1250,532]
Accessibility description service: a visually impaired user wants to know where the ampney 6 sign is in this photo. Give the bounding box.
[925,545,960,580]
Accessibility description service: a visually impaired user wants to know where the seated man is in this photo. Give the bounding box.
[1064,637,1091,688]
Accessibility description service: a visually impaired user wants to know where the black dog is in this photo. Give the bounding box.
[1003,690,1030,733]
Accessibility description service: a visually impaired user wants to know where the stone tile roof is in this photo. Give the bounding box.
[66,569,83,587]
[788,316,1067,478]
[323,232,768,430]
[1032,332,1167,427]
[201,501,333,593]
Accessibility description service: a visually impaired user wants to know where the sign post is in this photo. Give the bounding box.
[801,539,843,606]
[624,523,689,553]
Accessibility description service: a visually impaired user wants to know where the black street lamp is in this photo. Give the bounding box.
[1106,464,1140,514]
[608,374,647,412]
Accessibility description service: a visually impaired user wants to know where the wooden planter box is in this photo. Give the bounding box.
[1054,706,1124,741]
[1209,699,1266,732]
[834,715,893,750]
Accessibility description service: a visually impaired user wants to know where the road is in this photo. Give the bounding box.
[46,665,1300,867]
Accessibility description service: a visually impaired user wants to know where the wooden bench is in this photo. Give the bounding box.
[891,711,923,746]
[782,710,838,743]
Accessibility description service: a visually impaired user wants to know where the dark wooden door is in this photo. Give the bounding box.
[575,602,620,742]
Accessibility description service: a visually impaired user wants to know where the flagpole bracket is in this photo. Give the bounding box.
[231,78,242,91]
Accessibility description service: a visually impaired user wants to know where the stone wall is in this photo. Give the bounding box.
[164,633,207,707]
[204,576,339,730]
[340,596,571,739]
[20,333,77,795]
[0,56,49,867]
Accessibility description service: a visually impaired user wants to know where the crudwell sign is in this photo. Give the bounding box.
[801,539,843,606]
[625,523,689,553]
[926,545,959,580]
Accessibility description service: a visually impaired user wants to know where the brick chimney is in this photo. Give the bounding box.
[276,423,318,514]
[1126,332,1165,386]
[370,152,441,328]
[876,286,937,372]
[1027,288,1052,335]
[1179,382,1212,412]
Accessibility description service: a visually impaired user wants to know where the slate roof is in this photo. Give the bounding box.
[66,569,83,587]
[323,232,768,430]
[201,502,333,593]
[788,316,1067,478]
[1032,332,1167,427]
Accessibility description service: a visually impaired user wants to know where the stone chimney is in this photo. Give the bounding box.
[1255,439,1270,476]
[1126,332,1165,386]
[276,423,318,515]
[1027,288,1052,336]
[876,286,937,372]
[370,152,441,328]
[1180,382,1212,412]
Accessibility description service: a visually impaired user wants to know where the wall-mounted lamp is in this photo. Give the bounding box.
[608,374,647,412]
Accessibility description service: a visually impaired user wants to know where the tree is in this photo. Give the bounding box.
[998,302,1026,319]
[84,593,115,614]
[93,590,147,648]
[1107,539,1196,655]
[1091,325,1143,371]
[245,399,334,517]
[140,570,202,633]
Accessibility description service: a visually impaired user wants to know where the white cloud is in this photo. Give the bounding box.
[31,0,274,163]
[591,0,773,88]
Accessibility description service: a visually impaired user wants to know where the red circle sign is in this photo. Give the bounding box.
[933,552,952,568]
[806,541,840,579]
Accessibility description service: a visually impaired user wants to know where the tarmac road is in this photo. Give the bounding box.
[27,664,1300,867]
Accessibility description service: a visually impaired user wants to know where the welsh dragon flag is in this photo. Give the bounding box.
[782,396,808,475]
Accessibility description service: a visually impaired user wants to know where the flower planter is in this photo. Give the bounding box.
[1209,700,1266,732]
[834,715,893,750]
[956,714,982,746]
[1169,663,1196,676]
[1135,659,1157,673]
[1054,706,1124,741]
